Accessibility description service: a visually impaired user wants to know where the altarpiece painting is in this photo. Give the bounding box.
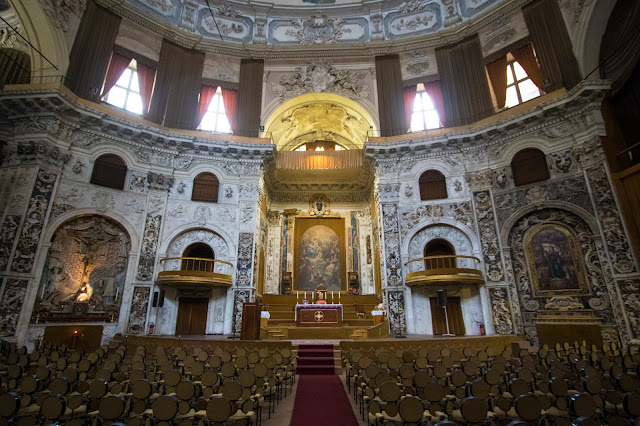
[295,218,346,291]
[525,224,587,295]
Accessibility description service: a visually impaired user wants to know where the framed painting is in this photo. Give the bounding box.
[525,224,587,295]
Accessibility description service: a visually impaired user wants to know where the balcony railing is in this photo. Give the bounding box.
[405,255,484,287]
[157,257,233,287]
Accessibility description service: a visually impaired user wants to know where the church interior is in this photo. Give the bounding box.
[1,0,640,424]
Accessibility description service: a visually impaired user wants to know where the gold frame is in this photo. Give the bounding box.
[524,223,588,295]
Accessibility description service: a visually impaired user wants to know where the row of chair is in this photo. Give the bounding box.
[342,341,640,425]
[0,339,297,425]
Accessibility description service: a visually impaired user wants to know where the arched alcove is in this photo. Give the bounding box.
[263,93,377,151]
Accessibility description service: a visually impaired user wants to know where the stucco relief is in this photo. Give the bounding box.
[586,166,636,275]
[508,209,616,342]
[400,201,474,239]
[136,213,162,281]
[127,286,151,334]
[381,203,402,287]
[232,289,250,334]
[493,177,592,226]
[32,215,130,320]
[407,224,474,273]
[386,289,407,336]
[473,190,504,282]
[489,287,513,335]
[165,228,231,271]
[236,233,254,287]
[271,60,370,102]
[0,215,20,271]
[616,279,640,340]
[0,279,28,337]
[11,170,57,273]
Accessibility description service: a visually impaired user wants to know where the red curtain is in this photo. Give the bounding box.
[197,85,218,128]
[101,53,131,97]
[423,81,446,126]
[512,43,545,91]
[136,62,156,116]
[222,87,238,133]
[403,85,417,131]
[486,55,508,109]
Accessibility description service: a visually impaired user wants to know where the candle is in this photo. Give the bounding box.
[305,291,307,300]
[339,292,341,304]
[331,291,334,304]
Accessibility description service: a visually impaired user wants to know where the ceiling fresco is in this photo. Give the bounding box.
[108,0,508,47]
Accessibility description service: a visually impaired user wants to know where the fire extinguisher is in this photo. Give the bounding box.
[148,322,154,335]
[479,323,486,336]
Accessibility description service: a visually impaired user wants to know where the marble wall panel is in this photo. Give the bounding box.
[473,190,504,282]
[236,233,254,287]
[11,170,57,273]
[586,166,636,275]
[137,213,162,281]
[127,286,151,334]
[0,215,20,271]
[0,279,28,337]
[381,203,403,287]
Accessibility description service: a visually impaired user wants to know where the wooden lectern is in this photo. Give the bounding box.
[241,302,261,340]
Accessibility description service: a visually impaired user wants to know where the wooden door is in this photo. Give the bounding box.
[430,297,466,335]
[176,298,208,335]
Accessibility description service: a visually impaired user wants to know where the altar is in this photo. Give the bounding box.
[295,304,343,327]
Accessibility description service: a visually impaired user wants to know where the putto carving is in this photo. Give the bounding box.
[71,159,85,174]
[285,14,351,45]
[400,202,474,239]
[91,192,115,211]
[0,279,28,337]
[136,214,162,281]
[129,173,147,193]
[147,172,174,192]
[194,206,212,224]
[489,287,513,335]
[38,0,86,32]
[271,60,370,102]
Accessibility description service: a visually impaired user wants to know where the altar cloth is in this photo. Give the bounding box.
[295,304,343,327]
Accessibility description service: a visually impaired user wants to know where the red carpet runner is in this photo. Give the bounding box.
[290,375,359,425]
[291,345,358,425]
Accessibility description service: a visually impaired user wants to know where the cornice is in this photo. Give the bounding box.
[0,85,276,164]
[365,80,610,161]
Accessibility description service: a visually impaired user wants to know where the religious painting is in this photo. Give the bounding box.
[298,225,342,291]
[33,215,130,321]
[525,224,587,295]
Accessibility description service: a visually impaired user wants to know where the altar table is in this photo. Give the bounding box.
[295,304,343,327]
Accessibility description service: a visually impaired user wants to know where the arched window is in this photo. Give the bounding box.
[182,243,215,272]
[424,239,456,270]
[102,59,144,115]
[419,170,448,201]
[411,84,443,131]
[192,172,219,202]
[90,154,127,189]
[511,148,550,186]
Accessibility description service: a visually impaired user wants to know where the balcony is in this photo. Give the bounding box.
[405,255,484,287]
[157,257,233,288]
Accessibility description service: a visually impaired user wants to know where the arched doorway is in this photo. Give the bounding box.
[424,239,465,336]
[176,243,215,335]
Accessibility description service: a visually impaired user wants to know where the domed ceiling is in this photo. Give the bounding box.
[105,0,512,50]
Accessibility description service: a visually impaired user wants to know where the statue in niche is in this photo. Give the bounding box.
[33,215,130,320]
